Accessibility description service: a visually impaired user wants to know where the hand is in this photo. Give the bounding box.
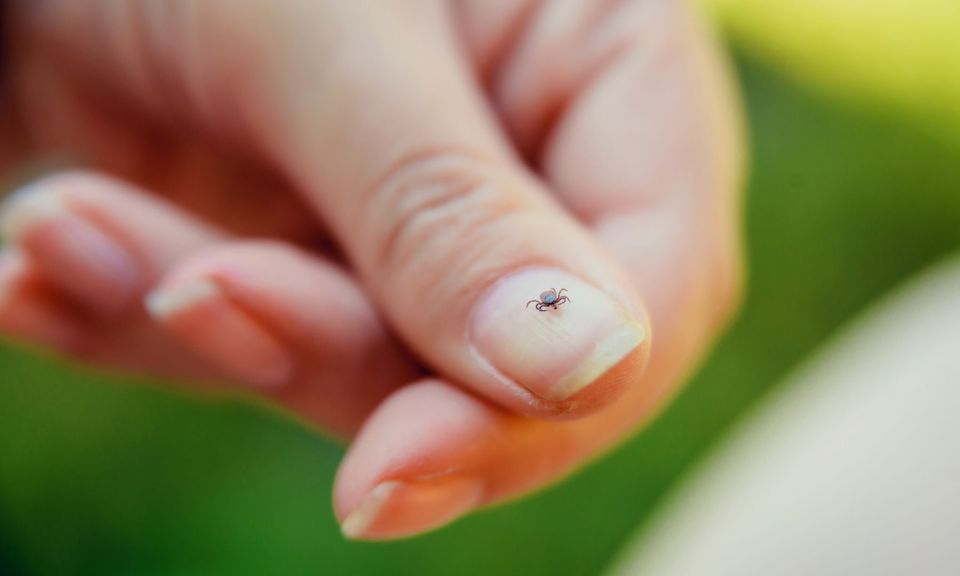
[0,0,743,539]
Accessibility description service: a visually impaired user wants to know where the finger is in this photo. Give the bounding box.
[334,378,656,541]
[0,171,229,377]
[147,241,418,436]
[1,186,141,315]
[334,0,746,539]
[22,2,652,417]
[336,326,683,541]
[0,172,416,437]
[0,172,224,314]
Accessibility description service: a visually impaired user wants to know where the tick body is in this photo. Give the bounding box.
[526,288,570,311]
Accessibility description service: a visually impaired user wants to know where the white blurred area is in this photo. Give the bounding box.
[610,255,960,576]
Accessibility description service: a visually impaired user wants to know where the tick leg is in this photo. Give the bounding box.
[526,299,541,309]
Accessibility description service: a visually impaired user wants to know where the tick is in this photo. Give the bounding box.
[526,288,570,311]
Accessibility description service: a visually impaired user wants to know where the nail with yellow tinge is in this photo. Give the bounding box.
[469,267,648,407]
[340,476,484,540]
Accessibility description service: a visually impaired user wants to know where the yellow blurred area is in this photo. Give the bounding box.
[702,0,960,136]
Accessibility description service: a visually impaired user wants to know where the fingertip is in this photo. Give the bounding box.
[0,185,142,314]
[548,329,652,417]
[146,278,296,388]
[334,380,508,539]
[0,184,63,241]
[338,476,484,541]
[149,241,418,435]
[468,266,651,417]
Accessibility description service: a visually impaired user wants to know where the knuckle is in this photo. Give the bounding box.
[363,148,526,281]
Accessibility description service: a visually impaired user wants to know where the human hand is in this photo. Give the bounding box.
[0,0,743,539]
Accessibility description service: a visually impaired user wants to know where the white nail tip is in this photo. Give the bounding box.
[547,321,646,401]
[145,279,221,318]
[340,481,401,539]
[0,188,66,240]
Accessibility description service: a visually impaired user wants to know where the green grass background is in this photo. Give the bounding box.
[2,14,960,576]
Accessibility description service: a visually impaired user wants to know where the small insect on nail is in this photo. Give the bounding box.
[526,288,571,312]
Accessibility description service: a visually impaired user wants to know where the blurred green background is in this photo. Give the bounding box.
[2,2,959,574]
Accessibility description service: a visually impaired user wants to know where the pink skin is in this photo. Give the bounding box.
[0,175,417,436]
[0,0,743,539]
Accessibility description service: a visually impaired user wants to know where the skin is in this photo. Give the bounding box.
[0,0,744,539]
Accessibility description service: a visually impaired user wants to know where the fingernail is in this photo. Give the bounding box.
[340,481,400,539]
[145,278,221,317]
[0,188,140,313]
[0,186,63,241]
[340,476,483,540]
[469,267,647,404]
[146,279,295,387]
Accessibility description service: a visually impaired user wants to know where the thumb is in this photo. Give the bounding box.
[252,4,651,416]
